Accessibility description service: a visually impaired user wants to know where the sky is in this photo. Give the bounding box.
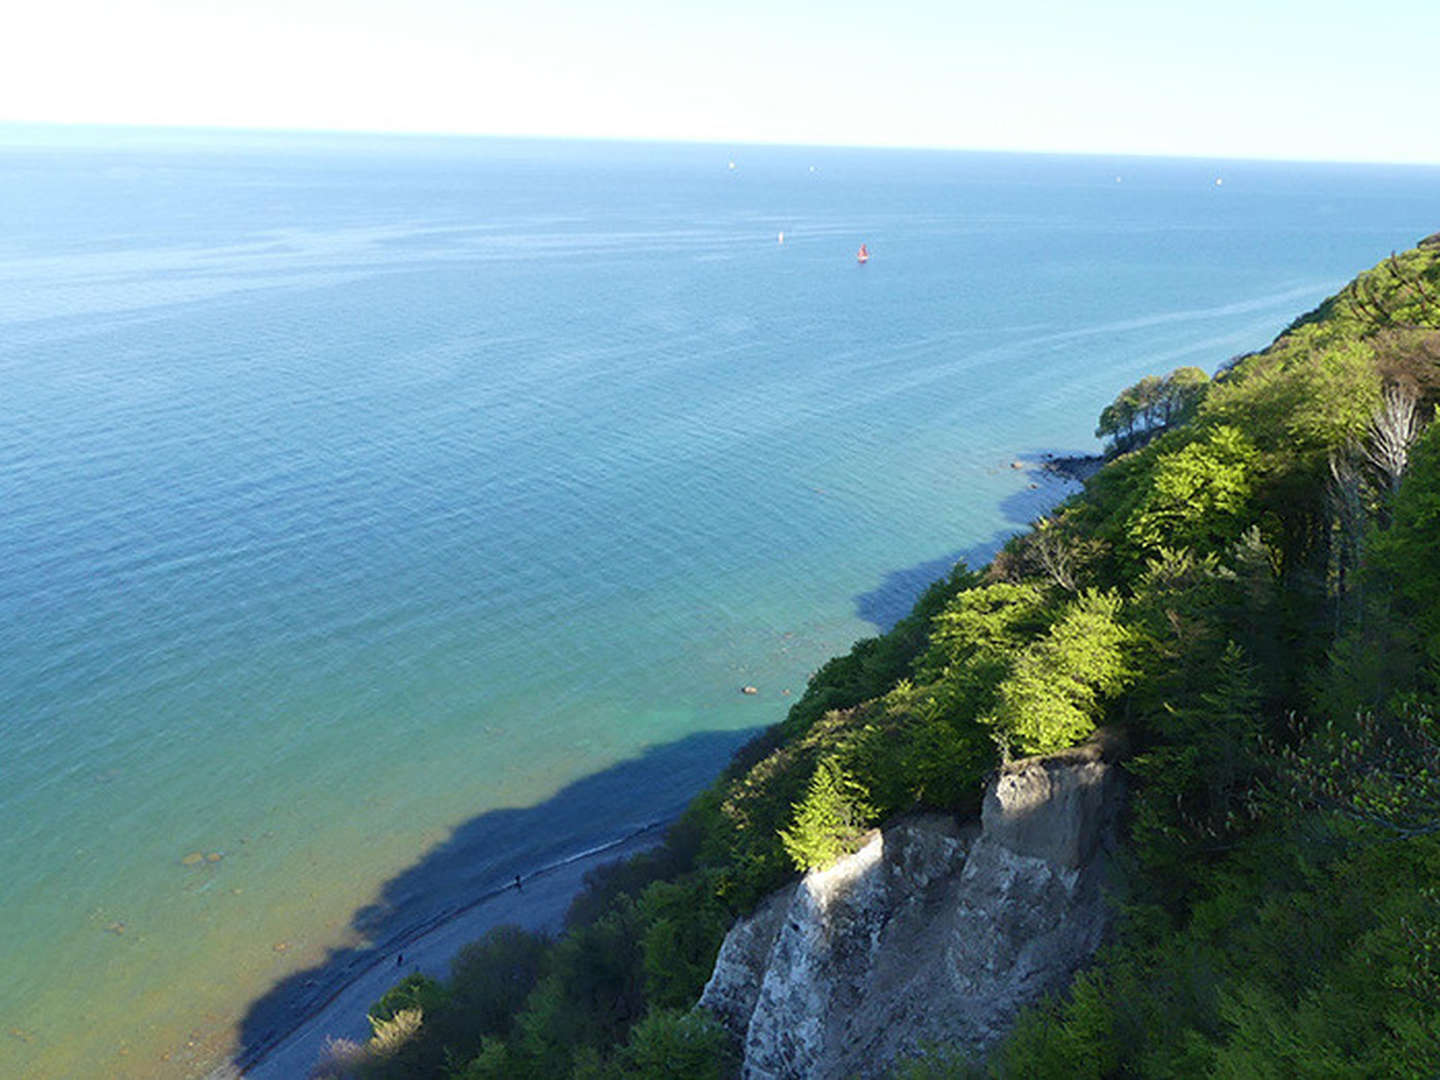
[4,0,1438,164]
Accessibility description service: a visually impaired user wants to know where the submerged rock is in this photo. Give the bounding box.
[699,733,1125,1079]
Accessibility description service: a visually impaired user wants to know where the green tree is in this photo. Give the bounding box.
[916,582,1053,718]
[985,589,1134,756]
[445,925,549,1039]
[607,1009,738,1079]
[637,876,731,1009]
[779,756,877,871]
[1096,367,1211,451]
[1371,416,1440,685]
[369,972,450,1024]
[1128,642,1264,895]
[1124,425,1258,560]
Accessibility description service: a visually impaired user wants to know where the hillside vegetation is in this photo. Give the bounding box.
[322,235,1440,1079]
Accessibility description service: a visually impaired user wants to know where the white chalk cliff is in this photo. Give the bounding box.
[698,732,1126,1079]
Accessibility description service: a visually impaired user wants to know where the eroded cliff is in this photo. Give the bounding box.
[699,731,1126,1079]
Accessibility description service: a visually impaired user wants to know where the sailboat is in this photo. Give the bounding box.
[856,243,870,264]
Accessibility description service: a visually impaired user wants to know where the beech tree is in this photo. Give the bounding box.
[1122,425,1258,560]
[986,590,1134,756]
[1096,367,1210,452]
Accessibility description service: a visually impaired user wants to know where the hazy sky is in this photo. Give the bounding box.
[5,0,1437,163]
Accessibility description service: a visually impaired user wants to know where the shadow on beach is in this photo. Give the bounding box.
[232,445,1101,1075]
[229,727,756,1076]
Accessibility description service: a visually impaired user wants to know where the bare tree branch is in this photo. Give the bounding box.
[1364,380,1421,491]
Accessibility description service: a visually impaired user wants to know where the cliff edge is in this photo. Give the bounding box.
[699,731,1126,1079]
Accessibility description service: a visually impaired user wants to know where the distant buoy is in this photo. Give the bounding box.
[1215,177,1224,186]
[808,165,816,173]
[1115,176,1122,183]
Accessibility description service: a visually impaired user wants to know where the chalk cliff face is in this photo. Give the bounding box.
[698,733,1125,1079]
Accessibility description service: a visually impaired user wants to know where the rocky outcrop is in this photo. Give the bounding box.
[698,732,1125,1079]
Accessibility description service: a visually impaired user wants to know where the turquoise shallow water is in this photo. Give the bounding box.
[2,127,1439,1077]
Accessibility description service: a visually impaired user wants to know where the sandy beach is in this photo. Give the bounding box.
[212,826,665,1080]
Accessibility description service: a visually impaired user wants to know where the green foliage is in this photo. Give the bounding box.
[991,970,1128,1079]
[998,512,1109,592]
[778,562,981,741]
[1288,243,1440,339]
[779,756,877,871]
[916,581,1055,730]
[565,823,702,929]
[446,926,549,1040]
[636,876,732,1009]
[846,679,995,815]
[1128,642,1265,899]
[1274,708,1440,841]
[1372,417,1440,687]
[539,898,647,1051]
[993,834,1440,1078]
[1122,425,1259,560]
[450,1037,516,1080]
[370,973,450,1024]
[606,1009,738,1079]
[918,583,1053,683]
[1096,366,1210,451]
[986,590,1134,756]
[888,1043,988,1079]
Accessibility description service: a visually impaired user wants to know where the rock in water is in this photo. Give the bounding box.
[699,732,1125,1079]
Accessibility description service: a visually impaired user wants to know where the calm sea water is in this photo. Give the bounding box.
[2,127,1438,1077]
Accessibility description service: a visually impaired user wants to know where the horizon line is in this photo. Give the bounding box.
[4,118,1440,170]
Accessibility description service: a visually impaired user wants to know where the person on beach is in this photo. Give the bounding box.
[514,874,522,892]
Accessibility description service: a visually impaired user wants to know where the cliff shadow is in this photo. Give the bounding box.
[853,446,1096,632]
[996,448,1095,531]
[853,539,1002,632]
[230,725,758,1074]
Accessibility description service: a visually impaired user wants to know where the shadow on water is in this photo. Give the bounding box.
[230,726,757,1074]
[233,446,1102,1072]
[853,540,1005,631]
[853,447,1097,631]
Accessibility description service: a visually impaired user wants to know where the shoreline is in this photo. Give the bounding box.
[1039,452,1106,485]
[210,452,1099,1080]
[215,823,668,1080]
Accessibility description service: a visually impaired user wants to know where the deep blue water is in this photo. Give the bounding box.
[2,126,1437,1077]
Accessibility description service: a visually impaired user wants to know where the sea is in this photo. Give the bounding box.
[2,125,1437,1078]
